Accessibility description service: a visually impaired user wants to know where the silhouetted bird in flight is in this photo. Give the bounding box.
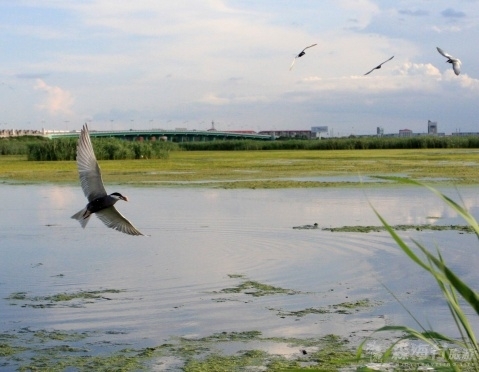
[364,56,394,75]
[289,43,317,70]
[71,124,144,236]
[436,47,461,75]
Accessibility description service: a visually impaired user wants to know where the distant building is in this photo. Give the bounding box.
[428,120,438,134]
[377,127,384,137]
[311,126,328,139]
[399,129,413,137]
[0,129,42,138]
[258,130,313,139]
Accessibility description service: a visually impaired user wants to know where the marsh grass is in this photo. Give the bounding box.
[1,148,478,185]
[0,136,48,155]
[178,136,479,151]
[26,137,177,161]
[358,178,479,371]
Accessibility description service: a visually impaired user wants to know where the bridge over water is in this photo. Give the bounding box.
[47,129,273,142]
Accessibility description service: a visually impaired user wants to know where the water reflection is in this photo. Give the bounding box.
[0,184,478,354]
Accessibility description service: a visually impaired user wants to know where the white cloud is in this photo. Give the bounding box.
[338,0,380,28]
[34,79,74,116]
[199,93,230,105]
[394,62,441,77]
[0,1,478,133]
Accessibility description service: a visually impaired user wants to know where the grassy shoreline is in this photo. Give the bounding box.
[1,148,478,187]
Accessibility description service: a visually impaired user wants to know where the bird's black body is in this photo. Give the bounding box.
[364,56,394,76]
[86,194,123,215]
[289,43,317,70]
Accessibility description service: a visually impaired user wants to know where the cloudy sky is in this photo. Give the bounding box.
[0,1,478,135]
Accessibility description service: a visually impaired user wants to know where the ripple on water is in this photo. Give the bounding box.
[0,184,478,359]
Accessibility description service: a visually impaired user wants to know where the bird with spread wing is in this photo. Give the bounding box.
[364,56,394,76]
[437,47,461,76]
[71,124,144,236]
[289,43,317,70]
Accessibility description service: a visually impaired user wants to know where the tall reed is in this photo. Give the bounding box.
[0,136,48,155]
[358,178,479,370]
[26,137,178,161]
[178,136,479,151]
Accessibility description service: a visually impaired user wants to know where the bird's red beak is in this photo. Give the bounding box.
[121,195,129,202]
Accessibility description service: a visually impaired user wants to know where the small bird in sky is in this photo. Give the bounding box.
[289,43,317,70]
[71,124,144,236]
[436,47,461,76]
[364,56,394,76]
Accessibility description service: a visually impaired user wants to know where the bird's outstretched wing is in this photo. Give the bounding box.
[436,47,452,59]
[301,43,317,53]
[96,206,145,236]
[364,56,394,76]
[290,44,317,70]
[451,61,461,75]
[437,47,461,75]
[289,58,297,70]
[77,124,107,202]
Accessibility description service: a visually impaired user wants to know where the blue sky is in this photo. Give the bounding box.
[0,0,478,135]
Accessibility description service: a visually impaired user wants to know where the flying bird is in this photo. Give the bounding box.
[71,124,144,236]
[437,47,461,75]
[289,43,317,70]
[364,56,394,76]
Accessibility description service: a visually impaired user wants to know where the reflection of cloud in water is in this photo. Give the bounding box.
[38,185,78,209]
[36,186,81,226]
[1,184,478,353]
[298,186,478,227]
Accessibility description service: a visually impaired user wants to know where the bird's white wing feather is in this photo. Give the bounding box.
[77,124,107,201]
[437,47,453,59]
[452,60,461,75]
[289,58,296,70]
[96,206,144,236]
[302,43,317,51]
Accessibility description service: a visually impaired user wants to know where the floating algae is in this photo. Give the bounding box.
[321,224,474,233]
[274,299,375,317]
[6,289,125,308]
[215,279,300,297]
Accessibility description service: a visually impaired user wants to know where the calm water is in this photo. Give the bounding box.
[1,184,478,365]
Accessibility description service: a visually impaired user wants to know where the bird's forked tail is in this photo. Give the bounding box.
[71,208,92,229]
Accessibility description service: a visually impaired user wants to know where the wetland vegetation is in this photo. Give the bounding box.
[2,135,479,159]
[0,147,478,186]
[6,289,125,308]
[2,137,479,370]
[319,224,476,233]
